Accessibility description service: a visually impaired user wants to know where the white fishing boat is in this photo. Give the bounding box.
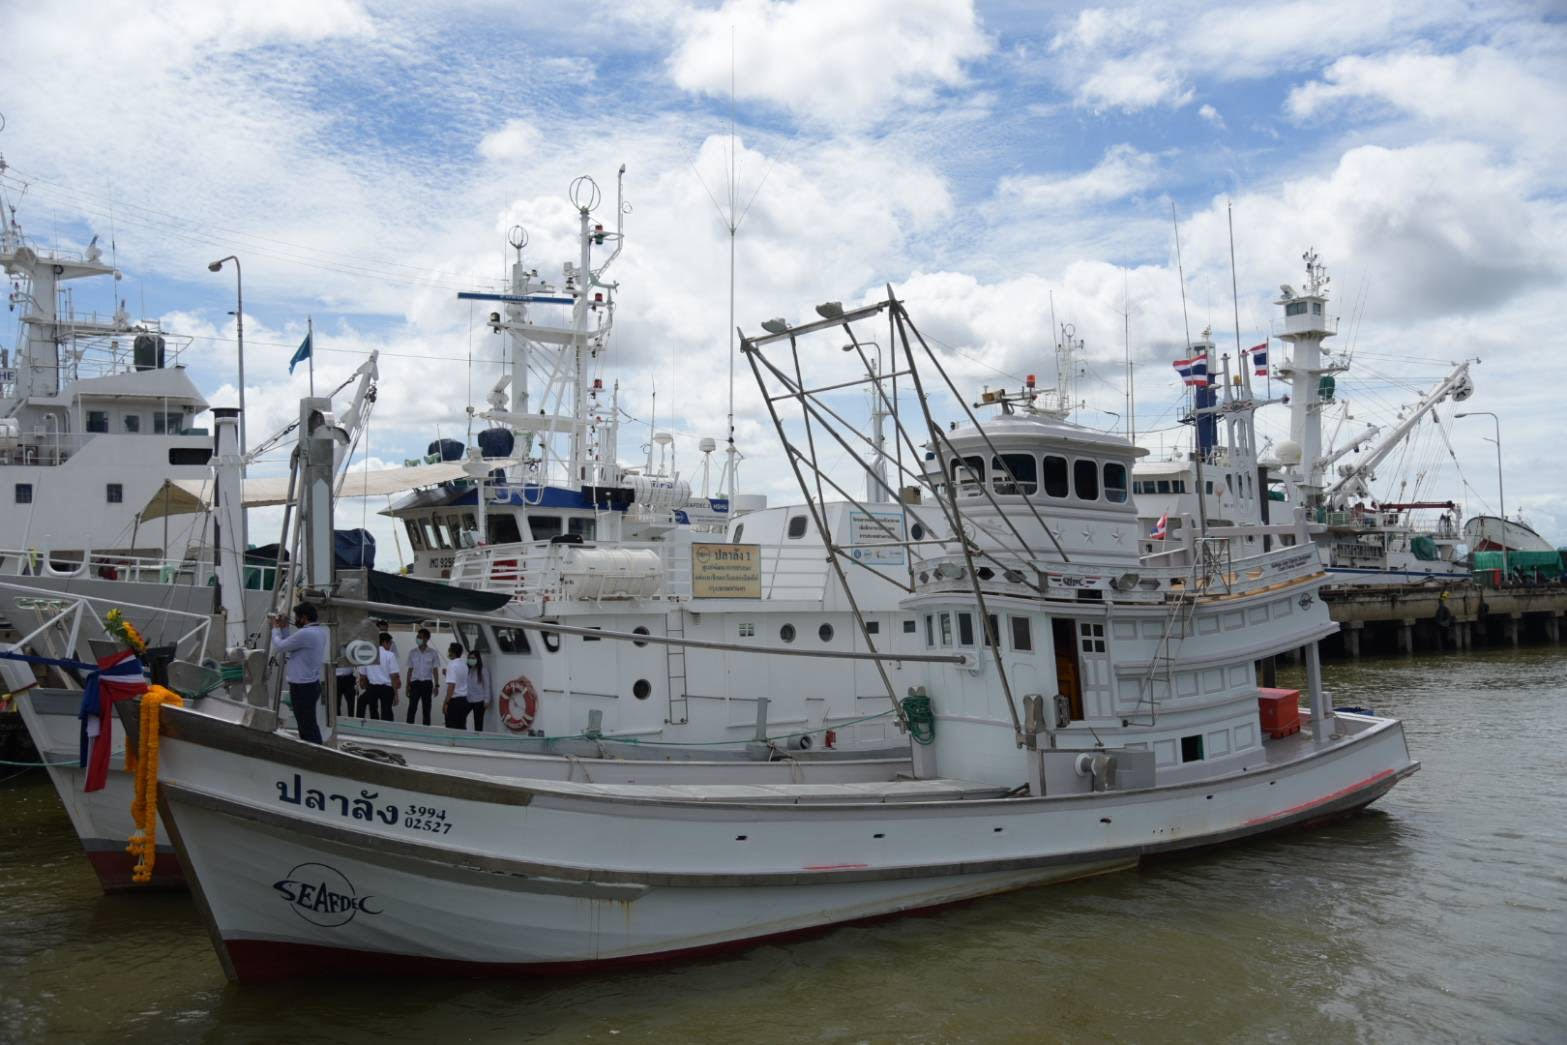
[1135,250,1475,588]
[141,293,1419,980]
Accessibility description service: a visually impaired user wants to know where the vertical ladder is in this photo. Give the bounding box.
[665,609,688,724]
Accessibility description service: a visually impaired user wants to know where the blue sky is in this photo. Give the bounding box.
[3,0,1564,557]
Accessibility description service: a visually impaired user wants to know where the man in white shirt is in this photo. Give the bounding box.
[404,627,441,726]
[270,602,327,744]
[442,641,469,729]
[357,632,401,720]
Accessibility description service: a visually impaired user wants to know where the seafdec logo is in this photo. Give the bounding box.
[273,862,381,927]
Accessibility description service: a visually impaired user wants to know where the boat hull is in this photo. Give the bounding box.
[150,706,1418,981]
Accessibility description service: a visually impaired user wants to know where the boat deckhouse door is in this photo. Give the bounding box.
[1050,618,1084,721]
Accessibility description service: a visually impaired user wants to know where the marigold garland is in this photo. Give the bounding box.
[126,685,183,884]
[104,609,148,656]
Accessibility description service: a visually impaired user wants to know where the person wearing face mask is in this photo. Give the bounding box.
[464,649,492,732]
[404,627,440,726]
[442,641,470,729]
[269,602,326,744]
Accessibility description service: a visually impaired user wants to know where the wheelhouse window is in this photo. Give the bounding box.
[123,414,141,433]
[106,483,123,504]
[404,520,426,551]
[528,515,562,540]
[168,447,212,466]
[957,612,975,646]
[1104,463,1128,503]
[486,513,522,545]
[1285,301,1308,317]
[950,456,985,495]
[152,411,184,434]
[938,612,953,646]
[86,410,109,434]
[1042,455,1069,498]
[1073,459,1099,500]
[494,626,532,654]
[1010,615,1032,651]
[786,515,808,539]
[568,517,595,539]
[991,453,1038,495]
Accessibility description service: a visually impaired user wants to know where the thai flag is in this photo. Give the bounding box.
[1151,512,1168,539]
[1248,342,1268,376]
[1172,352,1209,387]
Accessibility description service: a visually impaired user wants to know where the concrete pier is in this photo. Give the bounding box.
[1323,581,1567,659]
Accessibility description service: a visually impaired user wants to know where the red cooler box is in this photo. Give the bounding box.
[1257,687,1301,739]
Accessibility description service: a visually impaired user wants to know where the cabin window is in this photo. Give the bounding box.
[938,612,953,646]
[1078,621,1106,654]
[152,411,184,434]
[106,483,123,504]
[1073,459,1099,500]
[951,456,985,494]
[430,519,450,550]
[738,622,755,637]
[1181,734,1205,762]
[957,612,974,646]
[1225,475,1234,493]
[865,620,880,635]
[910,522,925,541]
[992,453,1038,495]
[818,623,835,643]
[1285,301,1308,317]
[780,623,796,643]
[15,483,32,504]
[494,626,532,654]
[1104,463,1128,503]
[404,521,425,551]
[1042,455,1069,498]
[924,614,935,647]
[733,523,744,543]
[984,613,999,649]
[1311,302,1323,315]
[786,515,808,539]
[582,627,602,642]
[569,517,595,539]
[1171,480,1185,494]
[486,513,522,545]
[455,623,491,653]
[1206,481,1214,494]
[169,447,212,466]
[123,414,141,433]
[86,410,109,434]
[529,515,562,540]
[1010,615,1033,651]
[903,619,917,634]
[1157,480,1171,494]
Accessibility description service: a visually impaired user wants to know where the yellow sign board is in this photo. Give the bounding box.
[691,543,762,598]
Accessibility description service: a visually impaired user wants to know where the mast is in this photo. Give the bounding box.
[1275,249,1335,502]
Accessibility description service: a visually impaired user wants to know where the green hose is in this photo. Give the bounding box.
[901,692,936,746]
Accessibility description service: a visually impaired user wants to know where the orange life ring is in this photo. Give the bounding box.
[499,676,539,732]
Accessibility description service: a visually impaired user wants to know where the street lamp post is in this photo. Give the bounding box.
[1456,411,1504,584]
[207,256,245,454]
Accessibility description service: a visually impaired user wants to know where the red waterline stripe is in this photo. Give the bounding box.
[1244,768,1395,827]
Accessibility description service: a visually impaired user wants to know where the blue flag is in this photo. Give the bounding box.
[290,331,312,374]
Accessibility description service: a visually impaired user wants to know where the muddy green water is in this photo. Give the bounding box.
[3,648,1564,1044]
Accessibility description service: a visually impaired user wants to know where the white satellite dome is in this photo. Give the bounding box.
[1274,439,1303,466]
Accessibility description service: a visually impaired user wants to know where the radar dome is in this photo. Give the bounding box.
[1274,440,1303,466]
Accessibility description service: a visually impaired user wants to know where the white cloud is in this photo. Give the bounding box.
[998,144,1159,210]
[478,119,542,161]
[667,0,991,127]
[1043,0,1476,113]
[1197,103,1226,129]
[1287,45,1567,164]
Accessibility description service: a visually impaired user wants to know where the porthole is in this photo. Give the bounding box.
[542,630,561,653]
[632,679,652,700]
[976,566,994,581]
[818,623,834,642]
[632,625,650,647]
[780,623,796,643]
[919,571,930,583]
[910,522,925,541]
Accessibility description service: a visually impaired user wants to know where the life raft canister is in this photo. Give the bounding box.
[499,676,539,732]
